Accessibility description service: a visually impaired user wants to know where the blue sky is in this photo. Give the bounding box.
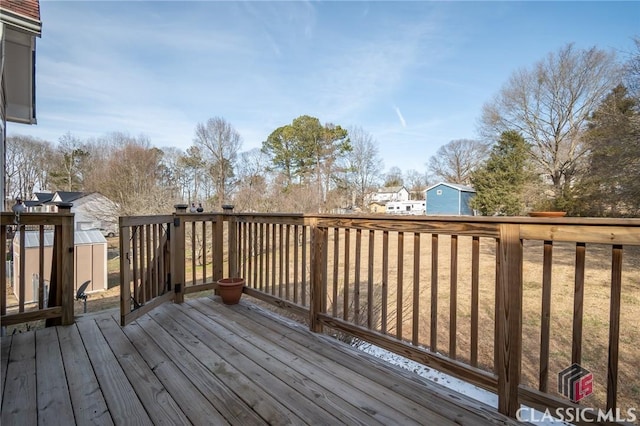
[7,1,640,174]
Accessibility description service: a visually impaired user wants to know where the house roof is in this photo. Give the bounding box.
[425,182,476,193]
[33,192,54,203]
[51,191,85,203]
[377,186,406,194]
[1,0,41,23]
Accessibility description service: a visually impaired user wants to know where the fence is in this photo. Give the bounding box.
[117,209,639,420]
[0,204,75,329]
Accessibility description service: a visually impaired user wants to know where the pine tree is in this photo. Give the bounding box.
[470,131,533,216]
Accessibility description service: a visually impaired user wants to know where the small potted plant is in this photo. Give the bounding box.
[216,278,245,305]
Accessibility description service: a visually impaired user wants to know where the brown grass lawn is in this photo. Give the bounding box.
[5,233,639,416]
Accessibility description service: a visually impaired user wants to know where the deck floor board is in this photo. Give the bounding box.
[2,297,521,425]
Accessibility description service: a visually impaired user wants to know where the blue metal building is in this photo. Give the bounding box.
[425,182,476,215]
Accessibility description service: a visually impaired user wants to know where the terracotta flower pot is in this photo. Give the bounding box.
[528,211,567,217]
[217,278,245,305]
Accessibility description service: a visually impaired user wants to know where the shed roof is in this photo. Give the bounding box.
[425,182,476,193]
[15,229,107,248]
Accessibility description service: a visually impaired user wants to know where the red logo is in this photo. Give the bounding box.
[558,364,593,402]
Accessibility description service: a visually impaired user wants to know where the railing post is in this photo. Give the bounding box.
[58,203,75,325]
[309,218,325,333]
[496,224,523,418]
[173,204,187,303]
[222,205,237,278]
[119,216,131,325]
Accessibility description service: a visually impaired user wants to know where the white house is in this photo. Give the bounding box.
[369,186,410,204]
[26,191,119,235]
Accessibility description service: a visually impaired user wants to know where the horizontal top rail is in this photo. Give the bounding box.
[119,215,174,227]
[202,211,640,226]
[1,212,73,226]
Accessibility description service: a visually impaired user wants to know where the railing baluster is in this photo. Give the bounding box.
[278,224,284,298]
[265,223,271,294]
[271,224,277,295]
[301,225,307,306]
[343,228,350,321]
[450,234,458,359]
[354,229,362,325]
[539,240,553,392]
[413,232,420,346]
[38,225,45,309]
[368,230,375,329]
[332,227,339,317]
[190,221,196,286]
[285,224,291,300]
[132,226,139,305]
[381,230,389,334]
[470,236,479,367]
[292,224,298,301]
[431,234,438,351]
[396,231,404,340]
[201,221,207,284]
[19,225,25,313]
[259,223,265,292]
[145,224,152,300]
[607,244,623,411]
[572,242,586,366]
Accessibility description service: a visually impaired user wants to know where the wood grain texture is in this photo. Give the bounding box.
[2,297,520,425]
[35,327,75,425]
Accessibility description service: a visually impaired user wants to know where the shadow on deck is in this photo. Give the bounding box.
[1,297,518,425]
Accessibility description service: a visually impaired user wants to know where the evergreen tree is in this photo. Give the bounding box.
[470,131,533,216]
[578,85,640,216]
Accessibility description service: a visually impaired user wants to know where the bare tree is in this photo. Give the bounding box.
[234,148,272,212]
[427,139,488,185]
[96,134,177,215]
[624,36,640,100]
[383,166,404,187]
[479,43,622,204]
[345,126,383,209]
[194,117,242,209]
[5,135,54,204]
[404,169,430,200]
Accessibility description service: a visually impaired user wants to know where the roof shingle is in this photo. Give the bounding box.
[1,0,41,22]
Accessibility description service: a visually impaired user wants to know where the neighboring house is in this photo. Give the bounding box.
[369,186,409,204]
[26,191,119,235]
[1,0,42,209]
[425,182,476,216]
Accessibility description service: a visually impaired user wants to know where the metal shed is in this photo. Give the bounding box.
[425,182,476,215]
[12,229,108,304]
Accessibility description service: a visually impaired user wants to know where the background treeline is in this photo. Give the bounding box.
[6,41,639,217]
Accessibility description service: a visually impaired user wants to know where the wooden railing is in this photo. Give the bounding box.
[119,209,640,421]
[0,204,75,329]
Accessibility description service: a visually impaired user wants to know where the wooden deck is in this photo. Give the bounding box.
[2,297,519,425]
